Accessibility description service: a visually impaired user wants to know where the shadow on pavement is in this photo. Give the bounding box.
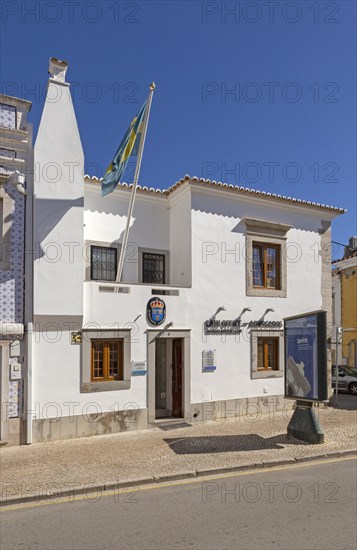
[328,393,357,411]
[164,433,308,454]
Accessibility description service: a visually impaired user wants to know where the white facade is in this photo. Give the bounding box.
[27,59,345,444]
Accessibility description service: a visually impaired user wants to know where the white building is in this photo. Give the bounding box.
[23,59,345,443]
[0,94,32,446]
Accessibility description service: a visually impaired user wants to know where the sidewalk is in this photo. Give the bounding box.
[1,404,356,505]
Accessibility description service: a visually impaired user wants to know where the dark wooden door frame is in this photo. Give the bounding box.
[147,330,191,425]
[172,338,183,417]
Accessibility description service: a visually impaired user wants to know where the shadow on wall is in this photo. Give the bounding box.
[34,196,84,260]
[164,433,308,454]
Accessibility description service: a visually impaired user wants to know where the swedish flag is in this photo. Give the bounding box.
[101,100,148,197]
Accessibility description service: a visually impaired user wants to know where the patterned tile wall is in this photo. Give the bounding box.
[0,182,25,325]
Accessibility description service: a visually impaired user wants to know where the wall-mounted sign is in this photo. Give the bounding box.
[202,350,216,372]
[248,320,283,329]
[71,331,82,344]
[132,361,147,376]
[147,297,166,326]
[284,310,327,402]
[204,319,241,334]
[204,318,282,334]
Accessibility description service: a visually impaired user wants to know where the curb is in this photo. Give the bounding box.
[1,448,356,508]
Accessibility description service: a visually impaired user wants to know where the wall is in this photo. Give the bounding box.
[169,185,192,287]
[32,178,339,436]
[341,267,357,367]
[189,187,327,404]
[84,183,170,284]
[33,79,84,317]
[0,183,25,324]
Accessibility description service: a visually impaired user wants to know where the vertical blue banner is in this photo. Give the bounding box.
[284,311,327,402]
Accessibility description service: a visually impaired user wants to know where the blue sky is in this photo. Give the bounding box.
[1,0,356,254]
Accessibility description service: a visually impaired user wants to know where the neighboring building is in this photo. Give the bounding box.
[332,238,357,368]
[25,58,345,444]
[0,94,32,445]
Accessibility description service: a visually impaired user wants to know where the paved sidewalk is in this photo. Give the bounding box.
[1,404,356,504]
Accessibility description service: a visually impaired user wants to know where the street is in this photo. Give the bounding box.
[1,457,356,550]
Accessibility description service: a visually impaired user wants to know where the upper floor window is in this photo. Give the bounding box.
[252,242,281,290]
[0,104,16,129]
[90,245,117,281]
[244,218,290,298]
[142,252,165,284]
[0,148,16,158]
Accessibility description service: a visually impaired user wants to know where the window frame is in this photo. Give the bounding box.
[257,336,279,371]
[0,103,17,130]
[251,329,284,379]
[244,218,290,298]
[138,247,170,285]
[81,329,131,393]
[84,240,121,282]
[90,244,118,282]
[142,251,166,285]
[0,189,13,270]
[252,242,281,290]
[91,339,124,382]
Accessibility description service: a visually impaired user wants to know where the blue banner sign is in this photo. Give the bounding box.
[284,311,327,402]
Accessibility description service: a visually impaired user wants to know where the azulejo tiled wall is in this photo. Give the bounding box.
[0,182,25,325]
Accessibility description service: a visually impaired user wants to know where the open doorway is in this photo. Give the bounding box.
[155,338,183,419]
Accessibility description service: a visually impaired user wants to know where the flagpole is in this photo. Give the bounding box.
[115,83,155,284]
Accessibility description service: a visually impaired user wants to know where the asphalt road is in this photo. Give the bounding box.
[1,458,356,550]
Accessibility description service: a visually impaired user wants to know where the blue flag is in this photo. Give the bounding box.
[101,101,148,197]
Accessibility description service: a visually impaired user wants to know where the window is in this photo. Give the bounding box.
[253,242,280,289]
[0,148,16,158]
[81,329,131,392]
[0,104,16,129]
[91,340,123,381]
[251,330,283,379]
[244,218,290,298]
[0,191,12,270]
[142,252,165,284]
[257,337,279,370]
[90,246,117,281]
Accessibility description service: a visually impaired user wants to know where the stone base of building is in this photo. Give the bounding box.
[7,418,23,446]
[31,408,149,444]
[6,394,293,445]
[190,394,290,423]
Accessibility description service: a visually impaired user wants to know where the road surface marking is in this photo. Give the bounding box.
[1,456,355,513]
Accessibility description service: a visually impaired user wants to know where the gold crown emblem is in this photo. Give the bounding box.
[150,299,164,309]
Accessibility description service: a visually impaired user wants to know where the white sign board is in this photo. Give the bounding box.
[202,349,216,372]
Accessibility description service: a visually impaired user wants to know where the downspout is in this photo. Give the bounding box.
[26,322,33,444]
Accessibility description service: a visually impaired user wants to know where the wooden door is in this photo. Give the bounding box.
[172,338,183,417]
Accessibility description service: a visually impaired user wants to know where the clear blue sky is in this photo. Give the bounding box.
[1,0,356,256]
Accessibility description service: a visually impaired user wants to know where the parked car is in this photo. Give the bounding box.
[332,365,357,395]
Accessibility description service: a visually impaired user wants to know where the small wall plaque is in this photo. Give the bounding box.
[202,349,216,372]
[132,361,147,376]
[71,332,82,344]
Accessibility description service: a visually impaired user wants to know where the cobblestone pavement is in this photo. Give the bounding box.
[1,405,356,501]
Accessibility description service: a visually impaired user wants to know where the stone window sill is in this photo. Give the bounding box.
[251,370,284,379]
[81,380,131,393]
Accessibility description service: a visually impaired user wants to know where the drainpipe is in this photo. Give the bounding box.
[26,322,33,444]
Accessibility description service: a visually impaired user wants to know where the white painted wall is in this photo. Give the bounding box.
[33,79,84,316]
[169,186,192,287]
[84,183,170,284]
[188,188,326,403]
[33,172,338,417]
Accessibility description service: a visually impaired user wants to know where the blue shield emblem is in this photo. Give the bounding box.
[147,297,166,326]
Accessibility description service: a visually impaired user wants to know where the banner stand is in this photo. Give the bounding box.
[287,400,324,444]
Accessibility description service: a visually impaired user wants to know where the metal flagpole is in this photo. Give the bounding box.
[115,83,155,285]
